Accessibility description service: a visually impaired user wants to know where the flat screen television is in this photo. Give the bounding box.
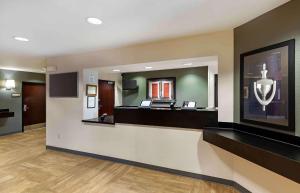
[122,79,138,90]
[49,72,78,97]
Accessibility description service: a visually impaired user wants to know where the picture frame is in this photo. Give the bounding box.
[146,77,176,101]
[86,84,97,96]
[240,39,295,132]
[87,96,96,108]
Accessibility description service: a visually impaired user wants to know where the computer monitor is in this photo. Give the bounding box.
[140,100,152,107]
[182,101,196,108]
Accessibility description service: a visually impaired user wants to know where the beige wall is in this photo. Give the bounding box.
[48,30,234,122]
[0,53,46,73]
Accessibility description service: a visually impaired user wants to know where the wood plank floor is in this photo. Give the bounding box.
[0,128,239,193]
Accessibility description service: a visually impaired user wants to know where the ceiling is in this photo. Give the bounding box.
[0,0,289,57]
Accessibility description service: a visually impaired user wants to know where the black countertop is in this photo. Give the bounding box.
[82,115,114,125]
[0,109,14,118]
[82,107,218,129]
[203,128,300,184]
[114,106,218,129]
[114,106,217,112]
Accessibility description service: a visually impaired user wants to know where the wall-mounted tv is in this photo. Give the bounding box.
[122,79,138,90]
[49,72,78,97]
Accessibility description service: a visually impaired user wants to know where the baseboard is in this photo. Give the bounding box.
[0,131,21,136]
[233,182,252,193]
[46,145,251,193]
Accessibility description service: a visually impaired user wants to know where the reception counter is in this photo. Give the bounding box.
[82,115,115,125]
[204,125,300,184]
[0,109,14,118]
[114,106,218,129]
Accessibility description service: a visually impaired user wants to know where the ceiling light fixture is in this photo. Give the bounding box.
[13,36,29,42]
[145,66,153,69]
[112,69,120,72]
[183,63,193,66]
[86,17,103,25]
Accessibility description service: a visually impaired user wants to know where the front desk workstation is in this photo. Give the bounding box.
[82,104,218,129]
[82,115,115,125]
[114,106,218,129]
[79,63,253,193]
[0,109,14,118]
[82,65,219,129]
[79,65,230,186]
[203,123,300,184]
[78,54,300,193]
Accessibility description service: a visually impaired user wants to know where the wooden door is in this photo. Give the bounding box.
[22,82,46,127]
[98,80,115,116]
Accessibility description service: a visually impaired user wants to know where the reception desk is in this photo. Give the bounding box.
[0,109,14,118]
[114,106,218,129]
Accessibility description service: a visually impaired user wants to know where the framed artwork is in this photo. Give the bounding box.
[86,84,97,96]
[240,39,295,131]
[87,96,96,108]
[146,77,176,101]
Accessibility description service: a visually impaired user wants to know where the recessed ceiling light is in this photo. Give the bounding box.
[13,36,29,42]
[86,17,103,25]
[145,66,153,69]
[183,63,193,66]
[112,69,120,72]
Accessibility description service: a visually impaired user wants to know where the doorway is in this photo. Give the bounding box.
[98,80,115,116]
[22,82,46,132]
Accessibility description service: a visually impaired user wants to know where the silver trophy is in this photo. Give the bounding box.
[253,64,276,111]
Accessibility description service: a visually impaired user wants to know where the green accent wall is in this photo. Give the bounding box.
[0,69,45,135]
[122,67,208,107]
[234,0,300,135]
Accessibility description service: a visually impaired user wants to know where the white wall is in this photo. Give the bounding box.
[82,67,122,119]
[208,63,218,108]
[48,122,234,180]
[83,68,122,119]
[83,68,99,119]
